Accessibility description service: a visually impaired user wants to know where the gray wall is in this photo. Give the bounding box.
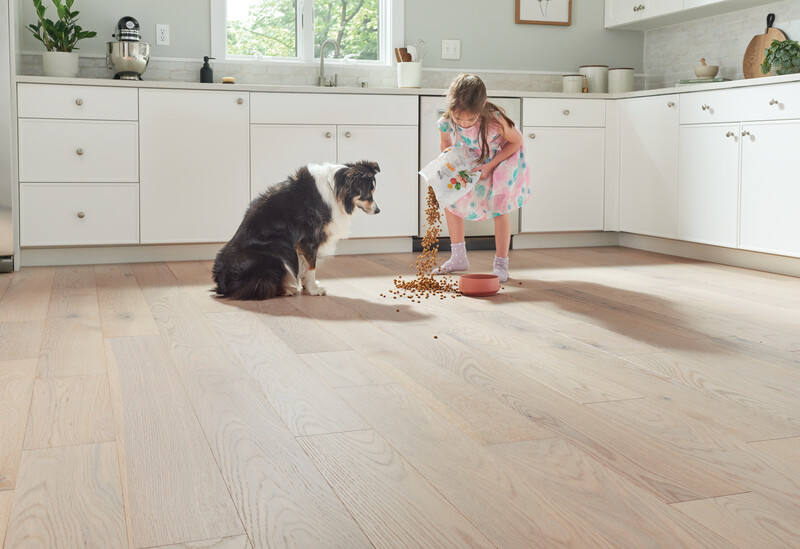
[18,0,644,72]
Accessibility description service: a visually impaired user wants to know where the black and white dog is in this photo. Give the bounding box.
[212,161,380,300]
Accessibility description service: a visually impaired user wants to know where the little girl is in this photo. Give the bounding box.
[432,74,531,282]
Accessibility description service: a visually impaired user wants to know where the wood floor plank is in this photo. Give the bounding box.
[359,346,554,445]
[0,321,44,361]
[23,375,114,450]
[165,260,234,314]
[0,360,37,491]
[107,336,243,548]
[337,383,617,548]
[154,535,253,549]
[131,262,224,349]
[95,263,160,337]
[387,321,746,503]
[37,266,106,378]
[169,343,372,549]
[748,437,800,471]
[489,438,734,548]
[0,272,12,301]
[0,267,55,321]
[207,311,370,436]
[299,350,393,388]
[3,443,127,548]
[671,492,800,548]
[0,490,12,548]
[587,398,800,513]
[299,429,496,549]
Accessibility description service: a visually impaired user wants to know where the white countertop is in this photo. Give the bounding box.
[15,73,800,99]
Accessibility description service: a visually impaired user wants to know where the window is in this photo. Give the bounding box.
[210,0,403,65]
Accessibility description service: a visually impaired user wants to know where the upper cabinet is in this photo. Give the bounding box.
[605,0,776,30]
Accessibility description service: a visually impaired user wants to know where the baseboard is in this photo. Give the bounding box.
[619,233,800,278]
[19,237,413,267]
[512,232,620,249]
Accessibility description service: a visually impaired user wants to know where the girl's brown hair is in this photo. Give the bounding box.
[443,74,516,162]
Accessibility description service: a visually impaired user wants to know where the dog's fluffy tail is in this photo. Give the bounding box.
[213,245,297,300]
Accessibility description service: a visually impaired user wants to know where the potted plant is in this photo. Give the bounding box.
[26,0,97,78]
[761,39,800,76]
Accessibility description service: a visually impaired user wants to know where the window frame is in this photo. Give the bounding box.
[210,0,404,67]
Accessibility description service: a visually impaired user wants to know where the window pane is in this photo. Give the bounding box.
[314,0,379,61]
[227,0,297,57]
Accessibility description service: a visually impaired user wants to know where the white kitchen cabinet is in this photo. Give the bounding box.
[619,95,679,239]
[250,93,419,239]
[605,0,681,28]
[520,127,605,232]
[606,0,773,29]
[740,121,800,257]
[678,124,740,247]
[139,89,249,244]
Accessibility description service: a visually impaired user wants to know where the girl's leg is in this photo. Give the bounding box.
[493,214,511,282]
[433,209,469,274]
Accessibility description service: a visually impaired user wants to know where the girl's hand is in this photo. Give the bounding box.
[475,162,495,181]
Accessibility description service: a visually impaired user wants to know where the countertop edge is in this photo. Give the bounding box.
[15,73,800,99]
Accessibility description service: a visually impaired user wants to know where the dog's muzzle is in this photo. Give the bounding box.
[358,200,380,215]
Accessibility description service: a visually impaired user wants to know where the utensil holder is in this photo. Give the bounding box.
[579,65,609,93]
[397,62,422,88]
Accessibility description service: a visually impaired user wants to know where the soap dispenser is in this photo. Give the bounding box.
[200,56,215,83]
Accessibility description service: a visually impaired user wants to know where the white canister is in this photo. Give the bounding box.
[579,65,609,93]
[562,74,584,94]
[608,68,635,93]
[397,62,422,88]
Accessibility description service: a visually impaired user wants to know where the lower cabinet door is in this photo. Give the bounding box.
[678,124,740,247]
[740,121,800,257]
[520,126,605,232]
[338,125,419,238]
[20,183,139,246]
[250,124,337,199]
[139,89,250,244]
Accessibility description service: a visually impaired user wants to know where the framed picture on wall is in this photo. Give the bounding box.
[516,0,572,26]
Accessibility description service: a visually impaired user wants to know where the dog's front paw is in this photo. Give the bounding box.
[283,285,299,297]
[306,285,327,296]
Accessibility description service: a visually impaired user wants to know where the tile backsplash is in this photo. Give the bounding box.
[645,0,800,88]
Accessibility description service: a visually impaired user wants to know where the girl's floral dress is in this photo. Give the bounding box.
[438,114,531,221]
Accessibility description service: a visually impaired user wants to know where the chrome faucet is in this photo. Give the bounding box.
[318,39,340,87]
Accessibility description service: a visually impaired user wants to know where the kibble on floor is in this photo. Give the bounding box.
[384,187,460,301]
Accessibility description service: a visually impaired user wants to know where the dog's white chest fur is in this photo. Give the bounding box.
[308,163,352,256]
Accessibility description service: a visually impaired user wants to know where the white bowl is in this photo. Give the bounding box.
[694,65,719,79]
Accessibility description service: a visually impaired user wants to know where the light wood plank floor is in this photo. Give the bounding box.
[2,247,800,548]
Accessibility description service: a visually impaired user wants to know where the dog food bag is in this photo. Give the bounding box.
[419,146,481,207]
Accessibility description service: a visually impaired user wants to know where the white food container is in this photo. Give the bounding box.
[562,74,585,94]
[608,68,634,93]
[579,65,609,93]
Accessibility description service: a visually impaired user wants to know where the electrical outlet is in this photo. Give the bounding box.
[441,39,461,60]
[156,24,170,46]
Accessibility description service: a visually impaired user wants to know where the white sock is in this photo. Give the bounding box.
[433,241,469,274]
[493,255,509,282]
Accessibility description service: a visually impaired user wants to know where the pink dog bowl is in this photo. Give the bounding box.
[459,274,500,297]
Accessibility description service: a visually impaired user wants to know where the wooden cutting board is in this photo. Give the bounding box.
[743,14,787,79]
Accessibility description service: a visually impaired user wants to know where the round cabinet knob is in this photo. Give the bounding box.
[701,104,710,111]
[562,109,570,116]
[77,212,85,219]
[667,101,675,108]
[344,131,352,138]
[528,133,536,139]
[741,130,751,137]
[76,148,84,156]
[75,98,83,106]
[324,131,332,138]
[769,99,779,105]
[725,131,735,137]
[236,98,244,105]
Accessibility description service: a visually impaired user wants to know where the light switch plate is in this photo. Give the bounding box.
[156,24,170,46]
[441,39,461,60]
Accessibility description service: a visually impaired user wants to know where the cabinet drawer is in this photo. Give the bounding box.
[18,83,138,120]
[20,183,139,246]
[19,119,138,182]
[523,98,606,127]
[250,93,418,125]
[680,83,800,124]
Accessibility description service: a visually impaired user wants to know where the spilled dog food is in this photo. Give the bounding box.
[383,187,460,301]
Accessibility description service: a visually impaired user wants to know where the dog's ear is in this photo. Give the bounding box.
[345,160,380,175]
